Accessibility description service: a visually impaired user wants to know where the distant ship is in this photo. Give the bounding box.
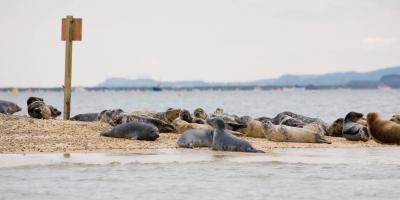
[152,83,162,91]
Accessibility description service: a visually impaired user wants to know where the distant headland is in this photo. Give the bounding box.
[2,66,400,92]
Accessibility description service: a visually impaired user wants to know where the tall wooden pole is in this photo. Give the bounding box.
[63,15,73,120]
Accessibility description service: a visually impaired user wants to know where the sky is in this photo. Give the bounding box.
[0,0,399,87]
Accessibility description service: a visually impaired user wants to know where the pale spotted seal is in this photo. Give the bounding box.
[262,121,331,144]
[173,118,212,134]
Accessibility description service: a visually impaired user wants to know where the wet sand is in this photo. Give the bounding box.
[0,114,391,153]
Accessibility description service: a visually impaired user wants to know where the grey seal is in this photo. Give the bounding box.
[274,111,329,131]
[209,108,247,131]
[343,112,369,142]
[100,110,176,133]
[326,118,344,137]
[179,109,193,123]
[0,100,21,114]
[101,122,159,141]
[71,113,99,121]
[27,97,60,119]
[177,129,213,148]
[193,108,208,120]
[208,118,264,153]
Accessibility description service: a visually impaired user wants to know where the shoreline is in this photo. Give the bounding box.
[0,114,395,153]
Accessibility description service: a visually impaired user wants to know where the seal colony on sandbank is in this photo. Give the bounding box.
[1,96,400,153]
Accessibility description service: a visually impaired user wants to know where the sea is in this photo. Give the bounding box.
[0,89,400,200]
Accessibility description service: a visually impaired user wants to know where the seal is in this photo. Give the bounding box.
[27,97,61,119]
[97,109,125,125]
[173,118,212,134]
[326,118,344,137]
[71,113,99,121]
[113,113,176,133]
[262,121,331,144]
[152,108,181,123]
[367,112,400,144]
[210,108,247,131]
[179,109,193,123]
[342,112,369,142]
[48,105,62,119]
[0,100,21,115]
[207,118,264,153]
[237,120,266,138]
[193,108,208,120]
[101,122,159,141]
[275,111,329,131]
[176,129,213,148]
[390,114,400,124]
[272,113,307,127]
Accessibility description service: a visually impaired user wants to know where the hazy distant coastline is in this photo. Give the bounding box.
[2,66,400,91]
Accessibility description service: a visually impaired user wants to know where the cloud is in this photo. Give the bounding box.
[362,36,398,46]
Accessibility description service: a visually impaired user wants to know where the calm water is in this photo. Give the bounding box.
[1,89,400,122]
[1,89,400,199]
[1,148,400,200]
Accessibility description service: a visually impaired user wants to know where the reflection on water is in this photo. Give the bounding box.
[1,148,400,200]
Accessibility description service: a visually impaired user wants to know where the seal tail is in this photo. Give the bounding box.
[316,137,331,144]
[254,149,265,153]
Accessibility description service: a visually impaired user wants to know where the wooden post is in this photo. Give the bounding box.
[63,16,73,120]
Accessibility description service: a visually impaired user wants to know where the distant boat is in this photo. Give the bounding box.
[152,86,162,92]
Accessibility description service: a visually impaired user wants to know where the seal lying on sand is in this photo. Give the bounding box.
[0,100,21,114]
[272,113,306,127]
[342,112,369,142]
[177,129,213,148]
[262,121,331,144]
[367,112,400,144]
[97,109,124,125]
[274,111,329,131]
[179,109,193,123]
[71,113,99,121]
[27,97,61,119]
[208,118,264,153]
[193,108,208,120]
[173,118,212,134]
[389,114,400,124]
[151,108,181,123]
[237,120,266,138]
[326,118,344,137]
[112,113,176,133]
[101,122,159,141]
[210,108,247,131]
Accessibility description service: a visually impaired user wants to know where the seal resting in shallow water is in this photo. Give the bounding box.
[71,113,99,121]
[262,121,331,144]
[177,129,213,148]
[101,122,159,141]
[367,112,400,144]
[0,100,21,114]
[208,118,264,153]
[342,112,369,142]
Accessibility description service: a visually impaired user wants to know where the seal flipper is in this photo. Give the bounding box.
[316,136,331,144]
[255,149,265,153]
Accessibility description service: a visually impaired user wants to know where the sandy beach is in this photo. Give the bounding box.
[0,113,392,153]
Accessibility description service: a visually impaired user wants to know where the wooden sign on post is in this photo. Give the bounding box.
[61,15,82,120]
